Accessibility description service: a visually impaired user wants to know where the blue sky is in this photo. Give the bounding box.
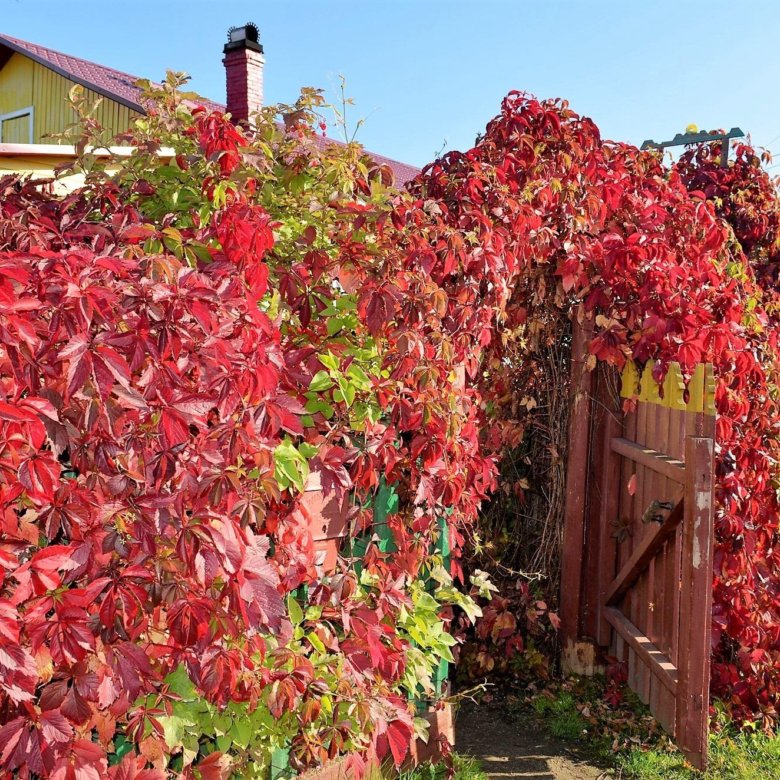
[3,0,780,170]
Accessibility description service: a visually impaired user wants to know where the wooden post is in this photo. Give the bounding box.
[560,316,594,673]
[675,434,714,770]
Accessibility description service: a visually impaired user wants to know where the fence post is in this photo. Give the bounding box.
[674,366,715,771]
[593,369,622,647]
[560,315,596,673]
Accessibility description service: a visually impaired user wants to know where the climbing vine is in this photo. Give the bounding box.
[399,95,780,726]
[2,73,780,780]
[0,78,489,778]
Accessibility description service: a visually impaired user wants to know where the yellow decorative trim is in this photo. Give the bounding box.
[704,364,716,416]
[639,362,662,404]
[663,362,686,411]
[620,361,640,398]
[620,359,715,415]
[687,364,705,414]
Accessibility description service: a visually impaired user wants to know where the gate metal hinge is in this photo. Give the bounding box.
[642,499,674,524]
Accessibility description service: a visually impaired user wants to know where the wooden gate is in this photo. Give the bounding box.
[560,326,716,770]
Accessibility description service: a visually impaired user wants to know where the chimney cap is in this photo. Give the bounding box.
[225,23,263,53]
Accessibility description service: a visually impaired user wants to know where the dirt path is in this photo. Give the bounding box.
[456,703,609,780]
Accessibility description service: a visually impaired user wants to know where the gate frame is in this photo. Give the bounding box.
[560,323,716,770]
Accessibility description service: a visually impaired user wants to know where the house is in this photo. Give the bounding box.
[0,24,418,185]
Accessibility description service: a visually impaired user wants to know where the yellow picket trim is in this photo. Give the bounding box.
[620,361,640,399]
[688,364,705,414]
[663,362,687,411]
[639,362,662,404]
[619,359,715,416]
[704,364,716,416]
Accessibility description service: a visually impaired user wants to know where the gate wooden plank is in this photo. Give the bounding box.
[604,499,683,606]
[657,364,686,732]
[595,394,621,646]
[610,438,685,483]
[647,396,666,722]
[616,384,637,674]
[675,435,715,771]
[604,607,678,694]
[664,366,686,667]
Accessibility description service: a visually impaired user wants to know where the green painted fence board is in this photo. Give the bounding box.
[270,747,291,779]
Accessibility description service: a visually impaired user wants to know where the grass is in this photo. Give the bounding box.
[503,675,780,779]
[615,721,780,779]
[398,753,488,780]
[532,690,592,741]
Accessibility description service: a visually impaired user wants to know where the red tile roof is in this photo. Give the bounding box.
[0,33,419,186]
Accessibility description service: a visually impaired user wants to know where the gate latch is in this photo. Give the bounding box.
[642,500,674,524]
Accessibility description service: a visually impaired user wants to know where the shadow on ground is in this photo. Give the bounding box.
[456,702,609,780]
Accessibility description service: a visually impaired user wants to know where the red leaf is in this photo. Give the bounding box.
[40,709,73,743]
[18,454,60,502]
[195,751,231,780]
[159,407,189,447]
[386,718,412,767]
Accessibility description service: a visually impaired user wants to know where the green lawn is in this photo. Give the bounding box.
[616,724,780,779]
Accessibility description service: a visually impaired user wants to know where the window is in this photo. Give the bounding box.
[0,107,34,143]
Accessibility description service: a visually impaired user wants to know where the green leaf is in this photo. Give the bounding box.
[307,631,326,654]
[165,664,197,701]
[273,439,310,492]
[326,317,345,336]
[299,442,319,459]
[304,398,335,420]
[231,716,252,750]
[158,712,192,750]
[289,173,308,195]
[309,370,333,392]
[287,594,304,626]
[318,352,340,372]
[347,364,372,391]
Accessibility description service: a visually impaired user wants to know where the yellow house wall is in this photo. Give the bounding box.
[0,53,139,143]
[0,53,33,118]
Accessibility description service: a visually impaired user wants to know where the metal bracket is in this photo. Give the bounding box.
[642,499,674,525]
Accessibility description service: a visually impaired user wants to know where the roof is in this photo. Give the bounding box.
[0,33,147,112]
[0,33,419,186]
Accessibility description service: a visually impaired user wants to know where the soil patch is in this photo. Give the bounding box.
[456,702,610,780]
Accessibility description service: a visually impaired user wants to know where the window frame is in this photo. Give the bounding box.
[0,106,34,143]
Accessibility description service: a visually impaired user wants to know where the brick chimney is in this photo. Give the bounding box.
[223,23,264,124]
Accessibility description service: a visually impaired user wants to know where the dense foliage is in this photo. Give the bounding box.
[3,72,780,780]
[673,139,780,722]
[0,79,489,779]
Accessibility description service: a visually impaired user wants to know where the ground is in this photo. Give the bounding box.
[456,702,607,780]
